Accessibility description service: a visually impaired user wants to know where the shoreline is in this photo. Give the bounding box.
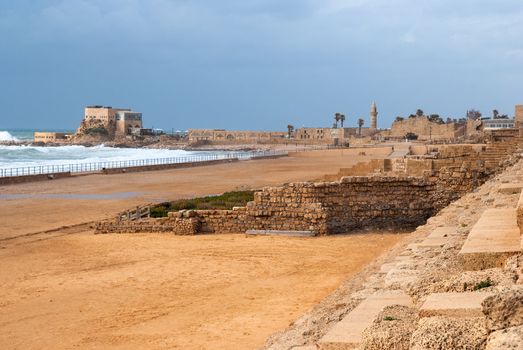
[0,139,340,152]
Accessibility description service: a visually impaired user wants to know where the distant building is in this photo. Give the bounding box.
[294,103,380,144]
[34,132,69,143]
[370,101,378,129]
[78,105,142,137]
[294,127,347,143]
[115,110,143,136]
[482,119,515,130]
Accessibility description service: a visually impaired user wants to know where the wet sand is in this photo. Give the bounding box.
[0,148,403,349]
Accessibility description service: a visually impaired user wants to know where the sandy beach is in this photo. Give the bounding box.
[0,148,404,349]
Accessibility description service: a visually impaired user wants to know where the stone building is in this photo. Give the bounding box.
[115,110,143,136]
[77,105,142,138]
[294,127,345,143]
[33,132,69,143]
[482,119,515,130]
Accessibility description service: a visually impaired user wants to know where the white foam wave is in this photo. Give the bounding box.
[0,131,19,142]
[0,145,231,169]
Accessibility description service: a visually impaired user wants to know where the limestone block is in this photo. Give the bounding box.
[499,183,523,195]
[419,292,494,318]
[318,290,412,350]
[409,316,488,350]
[360,305,418,350]
[486,325,523,350]
[482,287,523,332]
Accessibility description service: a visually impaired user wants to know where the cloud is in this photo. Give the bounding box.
[1,0,523,129]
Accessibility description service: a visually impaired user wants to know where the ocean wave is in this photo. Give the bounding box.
[0,131,19,142]
[0,145,224,168]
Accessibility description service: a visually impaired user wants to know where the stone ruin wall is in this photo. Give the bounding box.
[97,169,486,236]
[325,143,510,180]
[388,117,465,141]
[97,216,201,235]
[317,177,436,233]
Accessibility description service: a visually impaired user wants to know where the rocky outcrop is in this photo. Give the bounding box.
[360,305,418,350]
[486,325,523,350]
[482,287,523,332]
[409,316,487,350]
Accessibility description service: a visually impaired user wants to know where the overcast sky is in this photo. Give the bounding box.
[1,0,523,131]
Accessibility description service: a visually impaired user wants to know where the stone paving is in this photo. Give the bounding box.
[318,291,412,350]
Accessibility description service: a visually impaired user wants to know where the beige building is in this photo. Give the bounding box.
[294,127,347,143]
[115,111,143,136]
[83,106,127,123]
[482,119,515,130]
[34,132,69,143]
[78,106,142,137]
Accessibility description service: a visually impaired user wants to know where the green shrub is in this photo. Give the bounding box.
[383,316,397,321]
[474,277,493,290]
[85,127,108,135]
[150,204,169,218]
[150,191,255,215]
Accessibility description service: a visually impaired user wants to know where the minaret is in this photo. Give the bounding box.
[370,101,378,129]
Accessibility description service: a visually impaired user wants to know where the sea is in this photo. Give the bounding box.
[0,129,232,170]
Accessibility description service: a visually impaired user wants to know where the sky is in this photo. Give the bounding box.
[1,0,523,131]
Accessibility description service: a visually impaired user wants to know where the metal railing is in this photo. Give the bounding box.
[0,150,288,178]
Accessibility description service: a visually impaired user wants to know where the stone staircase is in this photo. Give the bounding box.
[480,139,521,172]
[308,183,523,349]
[459,208,522,270]
[419,292,493,318]
[318,291,412,349]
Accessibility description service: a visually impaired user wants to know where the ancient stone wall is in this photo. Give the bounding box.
[323,159,389,180]
[188,129,287,143]
[96,216,200,235]
[320,177,435,233]
[389,117,465,141]
[99,170,487,236]
[517,190,523,235]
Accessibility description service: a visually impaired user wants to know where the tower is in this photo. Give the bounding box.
[370,101,378,129]
[515,105,523,128]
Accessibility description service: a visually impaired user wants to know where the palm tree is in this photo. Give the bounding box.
[340,114,346,128]
[287,124,294,138]
[334,113,341,128]
[357,118,364,136]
